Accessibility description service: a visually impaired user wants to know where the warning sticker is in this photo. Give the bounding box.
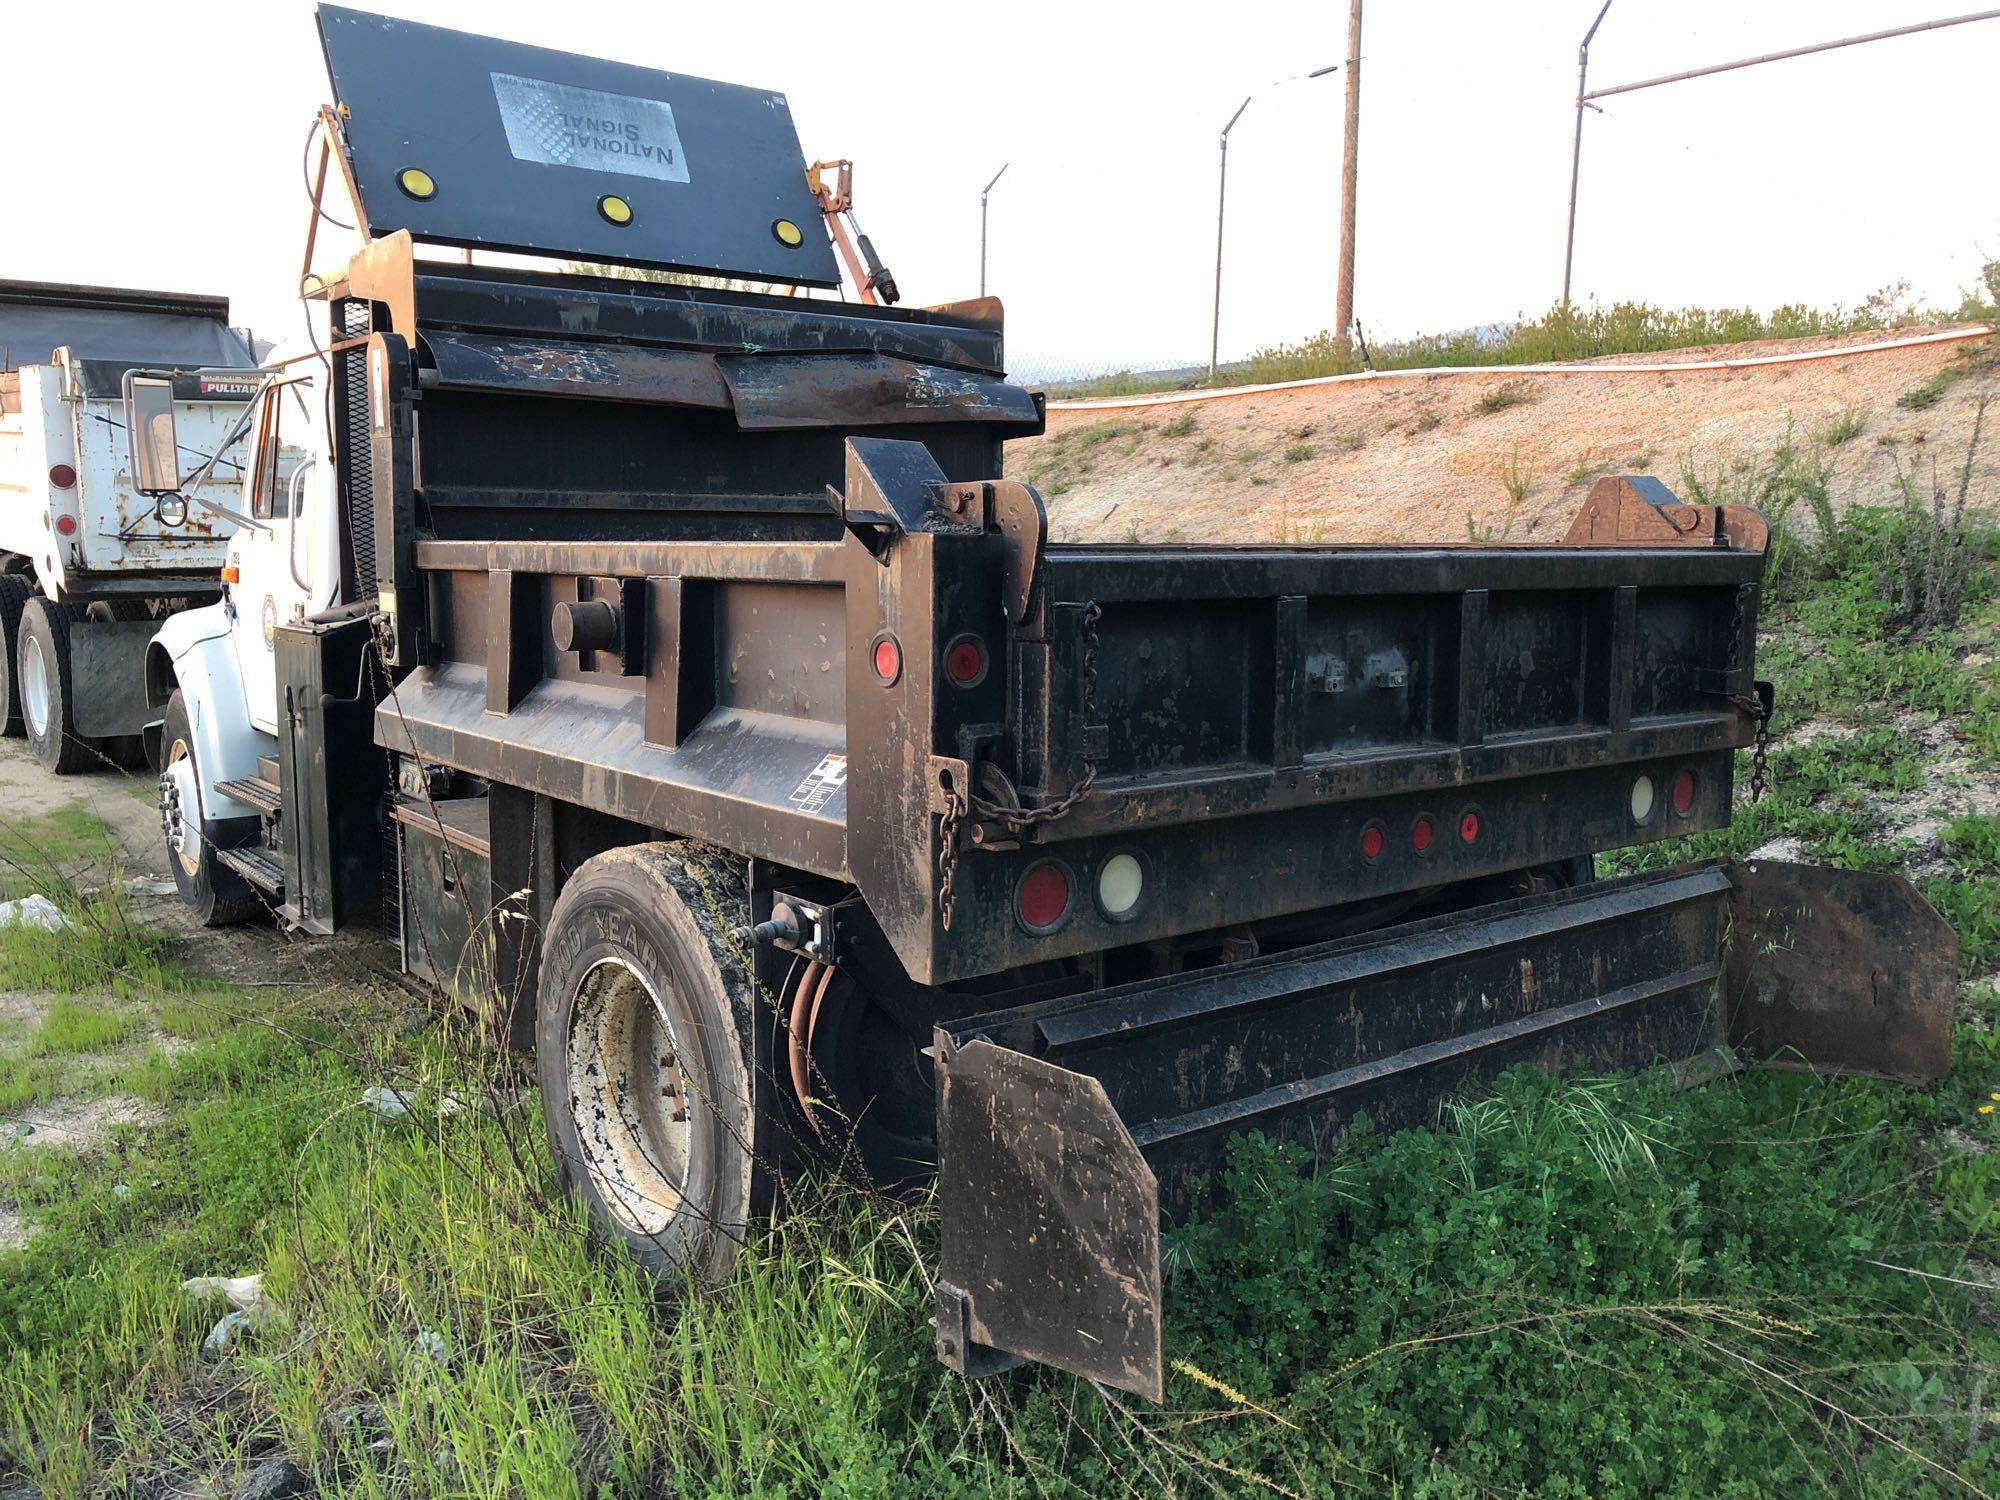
[787,754,848,816]
[490,71,692,183]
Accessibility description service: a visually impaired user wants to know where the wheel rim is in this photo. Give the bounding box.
[568,956,693,1239]
[161,737,201,877]
[19,632,49,739]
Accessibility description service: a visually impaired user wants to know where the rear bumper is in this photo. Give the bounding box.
[932,859,1956,1399]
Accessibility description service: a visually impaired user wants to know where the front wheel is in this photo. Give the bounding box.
[536,842,764,1284]
[159,690,259,926]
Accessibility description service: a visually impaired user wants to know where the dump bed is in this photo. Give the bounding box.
[323,248,1769,988]
[0,280,257,593]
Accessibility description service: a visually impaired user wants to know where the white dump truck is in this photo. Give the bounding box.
[0,279,259,771]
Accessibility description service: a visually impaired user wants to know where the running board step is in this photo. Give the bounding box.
[216,843,285,894]
[215,775,282,818]
[932,860,1956,1402]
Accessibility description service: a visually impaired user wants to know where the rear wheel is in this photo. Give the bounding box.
[18,596,91,773]
[0,574,29,737]
[536,843,764,1284]
[159,690,259,925]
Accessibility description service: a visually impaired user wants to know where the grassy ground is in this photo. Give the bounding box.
[1042,277,2000,399]
[3,489,1999,1496]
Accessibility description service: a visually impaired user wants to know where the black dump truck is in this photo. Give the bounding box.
[131,7,1957,1401]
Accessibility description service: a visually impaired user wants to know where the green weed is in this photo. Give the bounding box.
[1474,380,1535,415]
[0,885,183,998]
[1899,365,1964,410]
[1040,293,1958,399]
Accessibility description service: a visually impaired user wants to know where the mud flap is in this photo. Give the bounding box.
[932,860,1954,1400]
[67,619,157,738]
[1723,859,1957,1083]
[933,1040,1162,1399]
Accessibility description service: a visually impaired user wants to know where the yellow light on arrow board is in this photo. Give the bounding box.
[598,194,634,226]
[772,218,804,247]
[397,167,436,201]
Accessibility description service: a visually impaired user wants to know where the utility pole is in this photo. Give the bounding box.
[979,163,1009,297]
[1208,96,1251,380]
[1333,0,1363,347]
[1561,0,1615,310]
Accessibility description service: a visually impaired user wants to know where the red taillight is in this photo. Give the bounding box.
[871,635,902,684]
[945,635,988,687]
[1411,816,1435,853]
[48,463,77,489]
[1360,823,1385,862]
[1458,810,1481,844]
[54,514,77,536]
[1016,861,1073,932]
[1670,769,1697,816]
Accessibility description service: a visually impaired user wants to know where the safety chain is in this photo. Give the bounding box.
[937,778,964,932]
[1728,679,1777,803]
[937,600,1104,930]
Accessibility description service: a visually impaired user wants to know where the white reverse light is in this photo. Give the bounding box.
[1098,853,1144,917]
[1630,774,1656,824]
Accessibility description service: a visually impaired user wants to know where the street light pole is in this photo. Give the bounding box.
[1561,0,1615,310]
[979,162,1009,297]
[1208,65,1341,383]
[1208,96,1251,381]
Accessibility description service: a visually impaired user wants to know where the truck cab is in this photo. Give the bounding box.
[0,279,260,772]
[145,353,332,921]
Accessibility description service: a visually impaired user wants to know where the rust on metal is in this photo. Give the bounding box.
[1563,474,1769,552]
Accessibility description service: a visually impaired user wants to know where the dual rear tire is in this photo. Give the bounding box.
[2,590,149,773]
[0,574,27,738]
[17,595,91,774]
[536,843,762,1284]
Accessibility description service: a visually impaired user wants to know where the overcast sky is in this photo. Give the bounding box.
[1,1,1992,372]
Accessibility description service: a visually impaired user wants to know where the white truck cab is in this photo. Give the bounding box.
[145,346,339,920]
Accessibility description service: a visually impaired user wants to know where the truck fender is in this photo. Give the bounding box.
[146,603,273,822]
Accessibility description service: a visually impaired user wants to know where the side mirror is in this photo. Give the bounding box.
[123,374,181,495]
[156,493,190,528]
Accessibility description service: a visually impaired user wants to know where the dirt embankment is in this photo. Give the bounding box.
[1007,327,2000,545]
